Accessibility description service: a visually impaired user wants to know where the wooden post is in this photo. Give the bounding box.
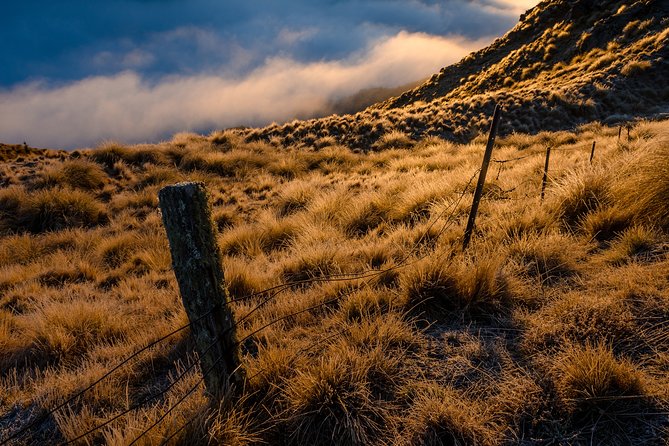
[589,141,596,164]
[158,182,242,398]
[463,105,501,251]
[541,146,551,202]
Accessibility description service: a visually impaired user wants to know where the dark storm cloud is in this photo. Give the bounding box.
[1,0,527,86]
[0,0,538,148]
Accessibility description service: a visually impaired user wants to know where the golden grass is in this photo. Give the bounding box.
[1,119,668,444]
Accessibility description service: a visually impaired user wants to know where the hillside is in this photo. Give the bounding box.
[1,118,669,444]
[238,0,668,149]
[1,0,669,444]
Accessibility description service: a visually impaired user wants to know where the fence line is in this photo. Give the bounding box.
[4,108,628,445]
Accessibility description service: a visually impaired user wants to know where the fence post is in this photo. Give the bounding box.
[463,104,501,251]
[541,146,551,202]
[158,182,242,398]
[589,141,596,164]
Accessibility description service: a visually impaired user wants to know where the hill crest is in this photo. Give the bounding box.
[237,0,668,149]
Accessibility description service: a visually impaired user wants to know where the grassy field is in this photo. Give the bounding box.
[1,118,669,444]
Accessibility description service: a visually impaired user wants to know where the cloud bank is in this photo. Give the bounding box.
[1,32,487,148]
[1,0,539,148]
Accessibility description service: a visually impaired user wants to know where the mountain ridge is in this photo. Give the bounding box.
[237,0,668,149]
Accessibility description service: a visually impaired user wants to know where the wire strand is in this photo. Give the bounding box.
[0,318,202,446]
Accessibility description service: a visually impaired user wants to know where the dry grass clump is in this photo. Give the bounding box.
[38,160,108,190]
[219,214,299,256]
[280,245,343,284]
[282,345,397,445]
[604,225,665,264]
[613,138,669,229]
[551,343,650,431]
[621,59,652,76]
[206,401,261,446]
[579,205,632,243]
[507,233,581,285]
[273,181,316,216]
[549,168,611,229]
[400,256,516,321]
[340,288,395,323]
[522,292,638,354]
[401,385,495,446]
[88,141,169,168]
[0,186,107,234]
[96,233,138,268]
[373,131,414,150]
[342,192,394,236]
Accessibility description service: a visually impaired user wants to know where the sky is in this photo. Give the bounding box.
[0,0,539,149]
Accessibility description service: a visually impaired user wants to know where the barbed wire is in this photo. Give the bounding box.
[0,318,205,445]
[56,334,224,445]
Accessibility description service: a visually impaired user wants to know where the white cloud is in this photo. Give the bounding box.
[0,31,486,149]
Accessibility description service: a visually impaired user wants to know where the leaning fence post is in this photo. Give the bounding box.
[158,182,243,398]
[463,104,501,251]
[589,141,596,164]
[541,146,551,202]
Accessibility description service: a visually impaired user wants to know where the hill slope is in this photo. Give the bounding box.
[1,116,668,445]
[239,0,668,149]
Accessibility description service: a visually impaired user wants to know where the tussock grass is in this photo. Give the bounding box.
[400,255,517,322]
[282,345,396,445]
[0,186,108,234]
[38,160,108,190]
[2,119,668,444]
[613,136,669,229]
[401,385,495,446]
[550,343,656,442]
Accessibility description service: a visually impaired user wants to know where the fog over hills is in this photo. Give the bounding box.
[243,0,668,149]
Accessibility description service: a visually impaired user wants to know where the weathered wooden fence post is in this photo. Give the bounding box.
[541,146,551,202]
[589,141,596,164]
[463,104,501,251]
[159,182,242,398]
